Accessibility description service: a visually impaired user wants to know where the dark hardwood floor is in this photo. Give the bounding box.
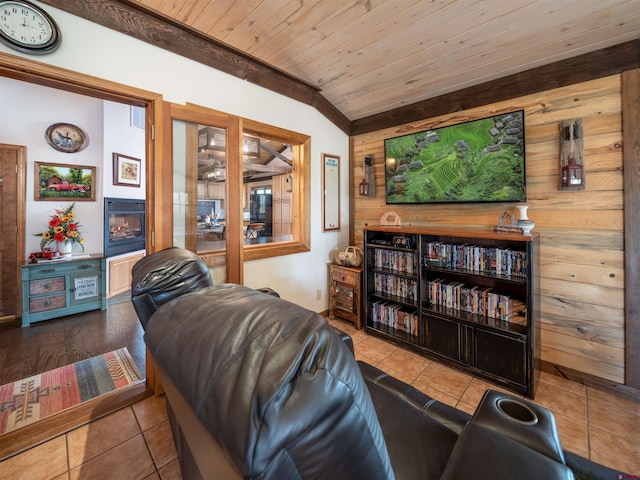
[0,291,145,385]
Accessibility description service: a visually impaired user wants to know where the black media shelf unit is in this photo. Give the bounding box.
[363,226,540,398]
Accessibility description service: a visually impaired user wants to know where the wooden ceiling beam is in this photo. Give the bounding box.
[38,0,351,134]
[351,40,640,136]
[260,142,291,165]
[243,162,291,174]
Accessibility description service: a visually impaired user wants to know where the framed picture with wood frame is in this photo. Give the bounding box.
[35,161,96,201]
[322,153,340,231]
[113,153,141,187]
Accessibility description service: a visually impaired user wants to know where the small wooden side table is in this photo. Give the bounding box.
[329,264,363,329]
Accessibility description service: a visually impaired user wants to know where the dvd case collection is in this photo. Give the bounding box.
[373,272,418,302]
[372,248,418,274]
[369,300,419,336]
[423,241,528,278]
[425,279,527,324]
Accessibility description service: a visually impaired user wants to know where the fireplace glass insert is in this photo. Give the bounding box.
[104,197,146,257]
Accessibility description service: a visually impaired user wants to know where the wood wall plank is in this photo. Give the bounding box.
[541,344,623,383]
[541,299,624,330]
[541,244,623,268]
[541,329,624,365]
[540,278,623,309]
[541,262,623,288]
[351,74,627,384]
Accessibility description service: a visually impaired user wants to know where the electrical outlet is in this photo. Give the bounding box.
[316,289,321,300]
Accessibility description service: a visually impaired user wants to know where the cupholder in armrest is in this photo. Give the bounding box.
[471,389,566,464]
[496,398,539,425]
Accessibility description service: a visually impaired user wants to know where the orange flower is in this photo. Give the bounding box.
[34,203,84,251]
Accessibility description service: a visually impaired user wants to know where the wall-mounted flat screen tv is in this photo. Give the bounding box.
[384,110,526,204]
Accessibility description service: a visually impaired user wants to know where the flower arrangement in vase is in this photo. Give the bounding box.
[34,203,85,256]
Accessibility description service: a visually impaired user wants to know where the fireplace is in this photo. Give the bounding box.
[104,197,146,257]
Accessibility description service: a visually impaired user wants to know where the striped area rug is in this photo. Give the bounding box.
[0,348,142,434]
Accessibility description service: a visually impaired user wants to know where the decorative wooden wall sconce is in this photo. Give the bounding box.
[360,154,375,197]
[560,119,585,190]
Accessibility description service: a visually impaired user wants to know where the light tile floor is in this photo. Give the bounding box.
[0,394,179,480]
[338,320,640,476]
[1,319,639,479]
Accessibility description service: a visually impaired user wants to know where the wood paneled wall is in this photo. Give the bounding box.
[351,74,625,383]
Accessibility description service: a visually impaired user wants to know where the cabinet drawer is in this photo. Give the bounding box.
[28,261,101,278]
[29,277,65,295]
[28,264,68,278]
[332,268,358,285]
[70,262,102,274]
[29,293,66,313]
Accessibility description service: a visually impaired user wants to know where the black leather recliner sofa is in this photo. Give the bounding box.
[131,247,626,480]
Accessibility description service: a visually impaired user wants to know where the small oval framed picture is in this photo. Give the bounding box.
[113,153,141,187]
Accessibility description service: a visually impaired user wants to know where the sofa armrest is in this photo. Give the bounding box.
[563,451,630,480]
[358,361,469,435]
[358,360,468,479]
[440,422,575,480]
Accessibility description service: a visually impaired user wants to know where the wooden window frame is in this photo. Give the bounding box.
[241,118,311,262]
[166,105,311,279]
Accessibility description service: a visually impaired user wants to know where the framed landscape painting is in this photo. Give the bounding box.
[35,162,96,201]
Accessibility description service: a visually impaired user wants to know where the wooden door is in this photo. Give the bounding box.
[281,196,292,235]
[0,144,26,321]
[272,174,292,237]
[272,175,282,237]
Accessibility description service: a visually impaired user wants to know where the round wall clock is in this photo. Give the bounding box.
[45,123,88,153]
[0,0,61,55]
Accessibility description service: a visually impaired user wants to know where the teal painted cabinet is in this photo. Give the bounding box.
[21,255,107,327]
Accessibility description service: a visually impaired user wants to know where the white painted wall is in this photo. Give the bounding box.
[103,102,145,200]
[0,1,350,312]
[0,77,105,255]
[0,77,148,300]
[0,77,146,259]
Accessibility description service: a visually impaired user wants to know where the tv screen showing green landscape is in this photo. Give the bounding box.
[384,110,526,204]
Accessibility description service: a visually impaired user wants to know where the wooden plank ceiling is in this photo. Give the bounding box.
[128,0,640,122]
